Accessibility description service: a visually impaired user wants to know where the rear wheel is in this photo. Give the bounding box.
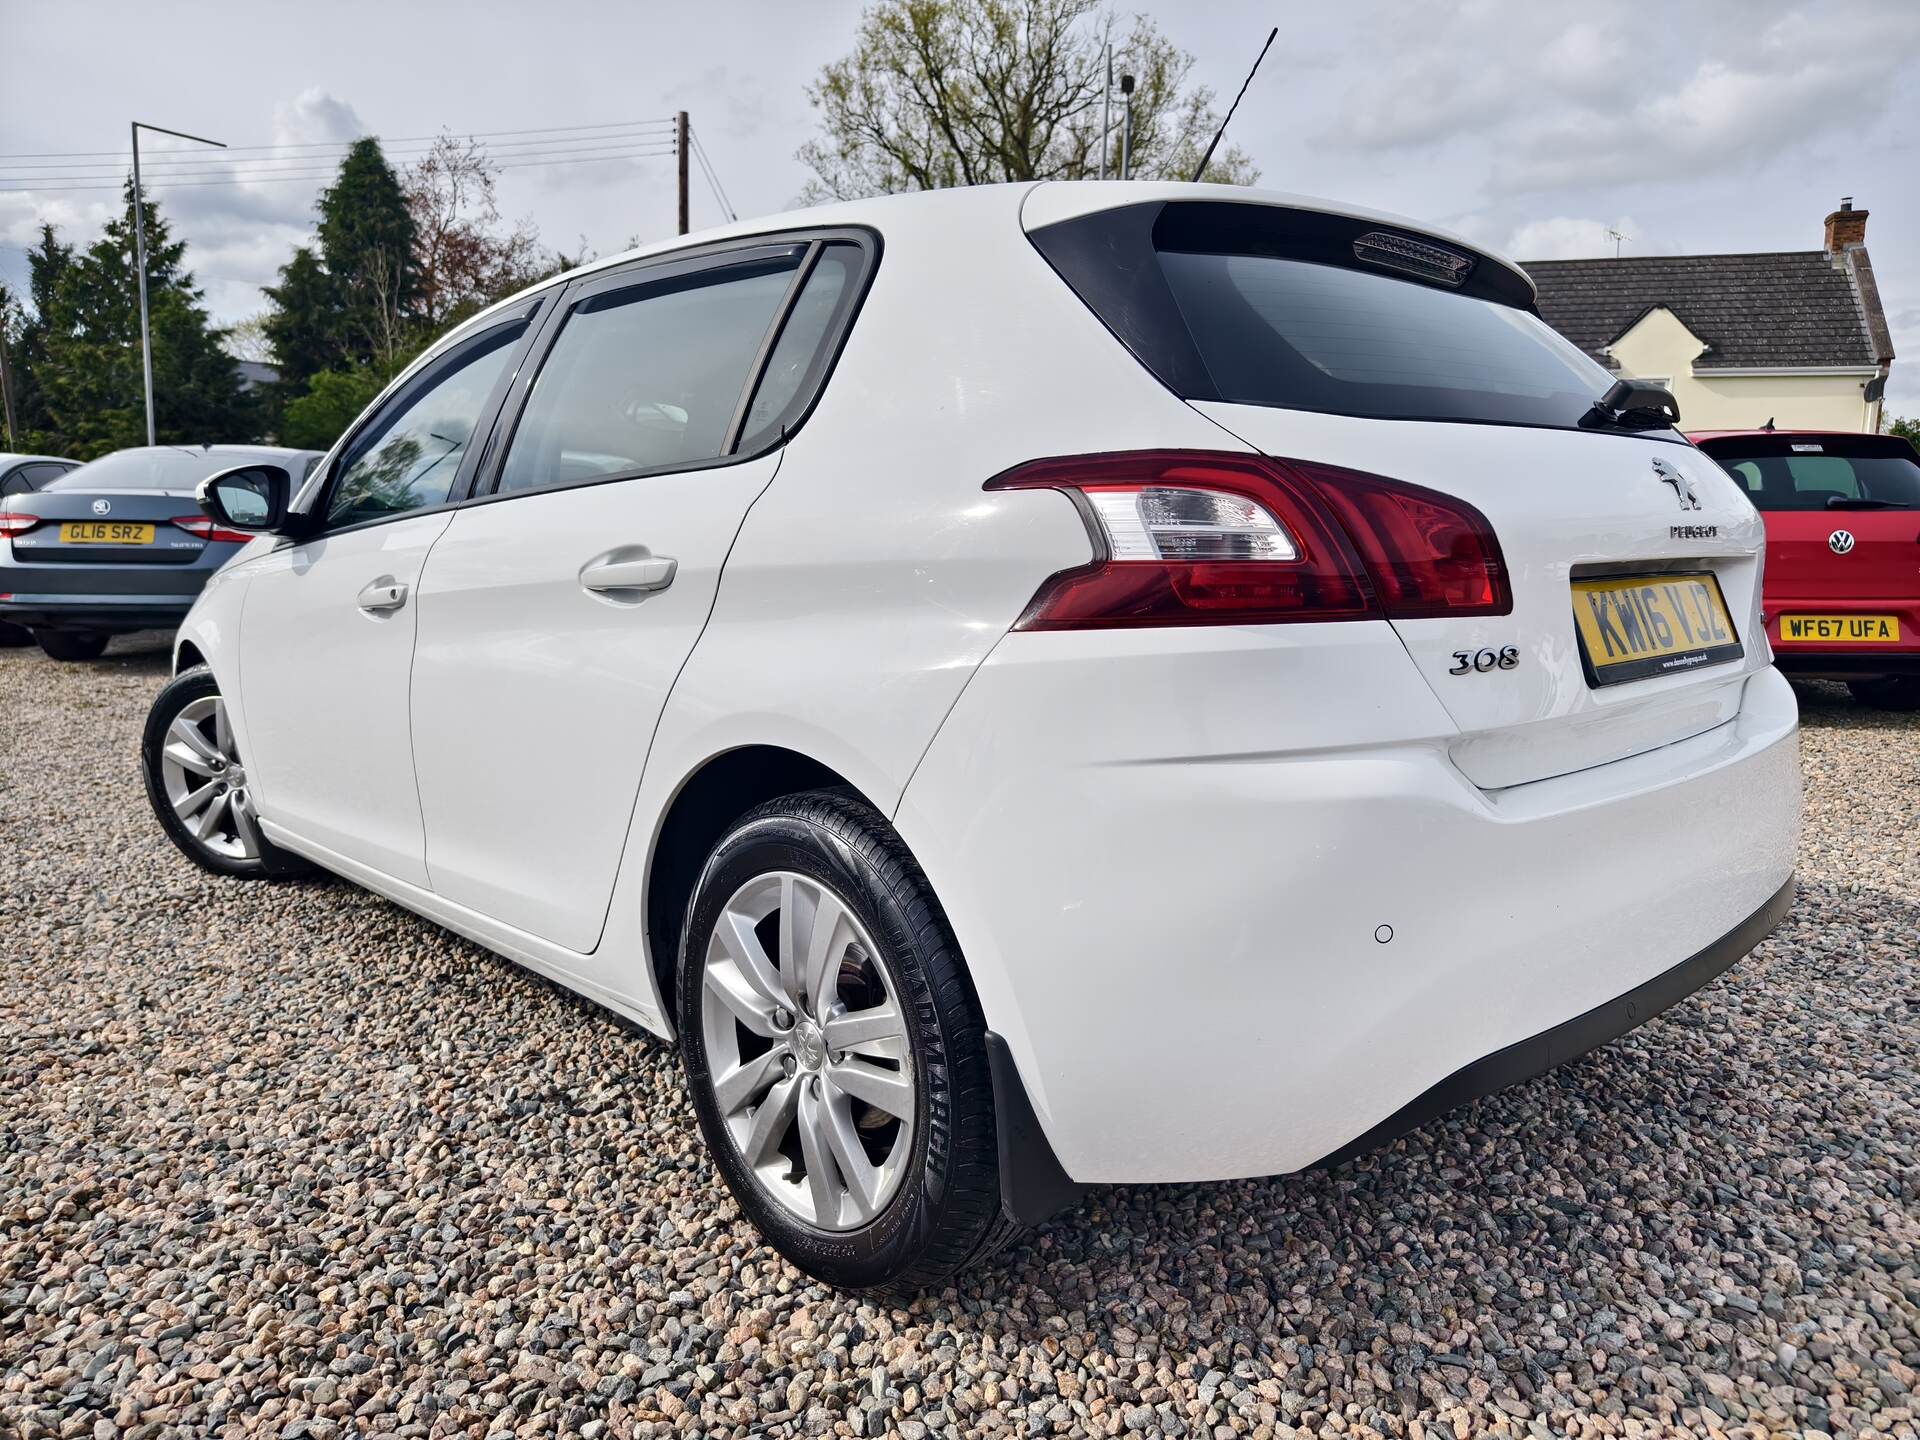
[141,666,312,879]
[34,629,109,662]
[1848,676,1920,711]
[677,790,1017,1295]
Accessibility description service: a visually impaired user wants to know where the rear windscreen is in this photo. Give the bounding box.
[1029,200,1662,438]
[46,448,234,491]
[1700,437,1920,511]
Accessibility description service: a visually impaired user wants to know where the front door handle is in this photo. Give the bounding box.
[356,579,409,613]
[580,554,677,597]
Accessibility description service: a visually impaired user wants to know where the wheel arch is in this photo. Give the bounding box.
[644,744,881,1015]
[174,638,207,673]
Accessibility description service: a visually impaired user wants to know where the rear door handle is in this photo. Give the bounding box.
[356,580,409,613]
[580,554,677,597]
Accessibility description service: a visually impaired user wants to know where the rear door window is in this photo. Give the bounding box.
[495,257,800,495]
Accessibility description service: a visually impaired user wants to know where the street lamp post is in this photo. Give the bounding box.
[130,121,225,446]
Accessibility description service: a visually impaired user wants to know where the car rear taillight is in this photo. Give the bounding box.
[0,513,41,538]
[169,515,255,544]
[986,451,1510,629]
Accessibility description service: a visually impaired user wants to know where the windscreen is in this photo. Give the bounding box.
[1700,436,1920,511]
[46,448,236,492]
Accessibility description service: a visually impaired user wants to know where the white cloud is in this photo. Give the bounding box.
[272,90,367,149]
[1496,7,1920,192]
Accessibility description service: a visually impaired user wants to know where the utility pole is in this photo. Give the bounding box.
[676,111,690,235]
[1119,75,1135,181]
[0,325,17,449]
[131,121,224,447]
[1099,44,1112,180]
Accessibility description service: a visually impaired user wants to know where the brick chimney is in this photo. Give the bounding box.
[1824,196,1868,254]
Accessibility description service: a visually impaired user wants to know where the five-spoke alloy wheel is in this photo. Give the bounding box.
[141,665,310,879]
[678,790,1017,1294]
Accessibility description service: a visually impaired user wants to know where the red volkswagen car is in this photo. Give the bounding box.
[1691,428,1920,709]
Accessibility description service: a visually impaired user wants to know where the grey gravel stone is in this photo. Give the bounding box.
[2,642,1916,1440]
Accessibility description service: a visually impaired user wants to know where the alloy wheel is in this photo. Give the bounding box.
[158,694,261,862]
[699,871,915,1231]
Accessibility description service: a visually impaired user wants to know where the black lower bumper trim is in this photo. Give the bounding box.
[1775,653,1920,679]
[1313,876,1797,1169]
[0,606,188,633]
[986,1032,1089,1226]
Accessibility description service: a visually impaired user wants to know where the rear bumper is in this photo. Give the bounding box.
[1311,875,1794,1167]
[898,626,1802,1187]
[0,593,193,633]
[990,876,1795,1223]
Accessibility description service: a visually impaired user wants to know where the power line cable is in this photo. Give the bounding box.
[688,126,737,222]
[1,148,678,194]
[3,126,674,173]
[4,134,685,185]
[0,117,675,161]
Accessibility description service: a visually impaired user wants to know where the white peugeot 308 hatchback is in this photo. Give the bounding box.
[144,183,1800,1293]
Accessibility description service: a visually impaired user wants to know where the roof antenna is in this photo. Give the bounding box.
[1190,26,1278,183]
[1762,417,1775,432]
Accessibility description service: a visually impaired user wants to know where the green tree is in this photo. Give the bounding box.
[262,245,340,393]
[1885,413,1919,448]
[317,138,418,371]
[278,366,389,451]
[14,189,254,458]
[797,0,1257,201]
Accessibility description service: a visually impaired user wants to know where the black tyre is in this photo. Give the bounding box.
[140,665,313,880]
[1848,677,1920,711]
[677,789,1018,1295]
[34,629,109,661]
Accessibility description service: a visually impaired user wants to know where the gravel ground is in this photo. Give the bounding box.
[2,635,1916,1440]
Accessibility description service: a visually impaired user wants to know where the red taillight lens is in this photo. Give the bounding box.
[0,512,41,538]
[986,452,1377,628]
[169,515,255,544]
[1302,463,1510,618]
[985,450,1509,629]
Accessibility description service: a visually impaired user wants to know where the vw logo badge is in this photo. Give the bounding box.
[92,498,112,516]
[1829,530,1856,555]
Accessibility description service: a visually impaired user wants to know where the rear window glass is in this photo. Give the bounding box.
[46,449,237,491]
[1029,200,1657,438]
[1159,251,1619,430]
[1701,437,1920,511]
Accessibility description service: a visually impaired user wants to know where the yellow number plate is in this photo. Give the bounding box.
[1571,573,1744,687]
[61,522,155,545]
[1779,614,1900,643]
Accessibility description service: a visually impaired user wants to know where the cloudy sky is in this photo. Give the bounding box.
[4,0,1917,413]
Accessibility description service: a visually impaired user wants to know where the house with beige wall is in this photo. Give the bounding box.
[1525,199,1895,432]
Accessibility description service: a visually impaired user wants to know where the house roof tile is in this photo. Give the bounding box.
[1521,251,1876,369]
